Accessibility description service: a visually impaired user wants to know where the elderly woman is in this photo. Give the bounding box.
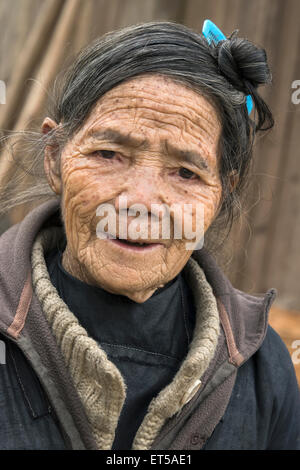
[0,21,299,451]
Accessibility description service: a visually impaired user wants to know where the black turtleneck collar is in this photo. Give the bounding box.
[45,246,196,450]
[45,248,195,362]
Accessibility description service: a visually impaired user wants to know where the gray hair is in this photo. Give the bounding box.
[0,21,273,234]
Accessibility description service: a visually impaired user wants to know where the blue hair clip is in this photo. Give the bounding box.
[202,19,253,115]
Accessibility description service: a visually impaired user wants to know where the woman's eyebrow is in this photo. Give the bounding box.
[162,140,211,174]
[86,128,211,173]
[86,128,149,149]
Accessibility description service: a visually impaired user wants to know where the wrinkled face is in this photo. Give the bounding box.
[44,74,223,302]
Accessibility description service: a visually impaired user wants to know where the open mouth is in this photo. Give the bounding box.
[108,237,163,251]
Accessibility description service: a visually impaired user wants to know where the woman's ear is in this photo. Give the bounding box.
[42,117,62,195]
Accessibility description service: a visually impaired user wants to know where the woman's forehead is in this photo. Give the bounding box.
[95,74,220,128]
[73,75,221,156]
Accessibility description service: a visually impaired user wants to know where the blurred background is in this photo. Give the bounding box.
[0,0,299,382]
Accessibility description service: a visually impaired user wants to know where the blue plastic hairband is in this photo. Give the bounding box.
[202,19,253,115]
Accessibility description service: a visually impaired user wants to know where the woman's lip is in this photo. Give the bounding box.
[107,238,164,252]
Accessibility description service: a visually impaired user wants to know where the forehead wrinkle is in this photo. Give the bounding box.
[101,87,220,130]
[161,139,211,174]
[94,90,220,138]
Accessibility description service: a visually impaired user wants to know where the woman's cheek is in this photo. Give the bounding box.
[194,186,222,230]
[60,165,120,240]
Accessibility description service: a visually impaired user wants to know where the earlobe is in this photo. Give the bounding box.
[42,117,62,195]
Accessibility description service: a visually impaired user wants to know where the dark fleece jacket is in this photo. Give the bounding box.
[0,200,299,450]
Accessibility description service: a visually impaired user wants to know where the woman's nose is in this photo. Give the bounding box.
[115,168,164,212]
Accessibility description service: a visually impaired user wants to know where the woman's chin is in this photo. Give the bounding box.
[94,277,159,303]
[83,262,163,302]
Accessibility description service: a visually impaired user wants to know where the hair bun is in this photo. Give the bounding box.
[216,37,272,94]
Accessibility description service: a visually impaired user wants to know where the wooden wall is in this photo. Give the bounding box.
[0,0,299,309]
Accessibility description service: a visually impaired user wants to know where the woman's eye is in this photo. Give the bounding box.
[92,150,116,159]
[178,167,197,180]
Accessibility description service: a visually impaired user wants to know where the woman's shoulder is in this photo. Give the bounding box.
[244,323,300,417]
[258,324,298,381]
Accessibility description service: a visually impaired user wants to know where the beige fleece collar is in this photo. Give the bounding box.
[31,226,220,450]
